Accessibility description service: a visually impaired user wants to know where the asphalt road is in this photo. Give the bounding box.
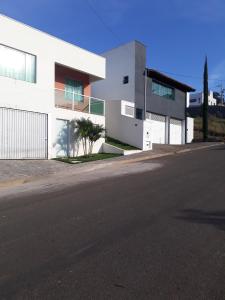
[0,145,225,300]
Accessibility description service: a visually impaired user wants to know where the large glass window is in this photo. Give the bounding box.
[152,80,174,100]
[0,44,36,83]
[65,78,84,102]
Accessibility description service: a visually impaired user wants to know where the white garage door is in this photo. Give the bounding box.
[0,107,48,159]
[150,113,166,144]
[170,118,182,145]
[55,119,69,157]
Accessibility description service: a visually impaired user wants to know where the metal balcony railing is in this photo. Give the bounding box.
[55,88,105,116]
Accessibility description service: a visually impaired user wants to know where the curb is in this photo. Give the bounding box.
[0,143,223,189]
[119,142,223,165]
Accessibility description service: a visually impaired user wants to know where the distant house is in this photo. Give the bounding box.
[92,41,195,148]
[0,14,106,159]
[189,91,217,107]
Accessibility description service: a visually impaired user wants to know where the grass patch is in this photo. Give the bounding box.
[54,153,122,164]
[106,137,139,150]
[194,116,225,141]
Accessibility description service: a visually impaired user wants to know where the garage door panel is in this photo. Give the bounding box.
[170,118,182,145]
[150,113,166,144]
[0,107,48,159]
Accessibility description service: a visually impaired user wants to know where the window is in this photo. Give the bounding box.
[135,108,143,120]
[0,44,36,83]
[152,80,174,100]
[123,76,129,84]
[65,79,84,102]
[190,99,197,103]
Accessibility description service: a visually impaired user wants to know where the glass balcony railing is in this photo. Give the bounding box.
[55,88,105,116]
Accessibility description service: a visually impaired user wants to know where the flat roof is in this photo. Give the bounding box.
[147,68,195,92]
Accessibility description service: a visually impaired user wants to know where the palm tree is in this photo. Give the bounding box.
[71,118,105,156]
[75,118,93,156]
[88,124,105,155]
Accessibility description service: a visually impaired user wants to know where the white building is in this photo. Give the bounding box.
[93,41,195,148]
[189,91,217,107]
[0,14,106,159]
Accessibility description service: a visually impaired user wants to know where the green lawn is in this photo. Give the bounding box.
[54,153,122,164]
[106,137,139,150]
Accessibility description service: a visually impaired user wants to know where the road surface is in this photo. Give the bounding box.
[0,145,225,299]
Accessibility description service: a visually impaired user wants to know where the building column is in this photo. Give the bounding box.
[165,116,170,144]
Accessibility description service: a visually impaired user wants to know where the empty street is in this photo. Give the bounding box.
[0,145,225,299]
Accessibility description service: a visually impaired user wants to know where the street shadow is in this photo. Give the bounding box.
[176,209,225,232]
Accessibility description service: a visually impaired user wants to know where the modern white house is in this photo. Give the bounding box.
[189,91,217,107]
[0,14,106,159]
[92,41,195,148]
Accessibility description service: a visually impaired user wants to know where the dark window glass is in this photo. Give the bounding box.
[123,76,129,84]
[136,108,143,120]
[152,80,174,100]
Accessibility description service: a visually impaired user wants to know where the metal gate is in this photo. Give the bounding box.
[0,107,48,159]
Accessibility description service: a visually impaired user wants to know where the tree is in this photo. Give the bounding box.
[71,118,105,156]
[88,124,105,155]
[203,56,209,141]
[75,118,93,156]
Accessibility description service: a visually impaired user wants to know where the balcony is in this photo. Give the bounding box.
[55,88,105,116]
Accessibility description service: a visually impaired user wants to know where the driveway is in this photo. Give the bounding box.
[0,160,72,184]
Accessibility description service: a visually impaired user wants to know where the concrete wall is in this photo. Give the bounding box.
[145,78,186,120]
[53,109,105,157]
[187,117,194,143]
[92,41,142,102]
[105,100,152,150]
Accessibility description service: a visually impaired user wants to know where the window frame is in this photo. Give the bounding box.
[0,43,37,83]
[152,79,175,100]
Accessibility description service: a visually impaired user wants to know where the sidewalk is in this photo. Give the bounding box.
[0,142,223,189]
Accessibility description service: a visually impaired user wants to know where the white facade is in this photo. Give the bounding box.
[186,117,194,143]
[105,100,191,148]
[189,91,217,107]
[93,41,194,147]
[105,100,152,151]
[0,14,106,159]
[92,41,137,102]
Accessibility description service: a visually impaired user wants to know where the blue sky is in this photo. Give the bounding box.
[1,0,225,91]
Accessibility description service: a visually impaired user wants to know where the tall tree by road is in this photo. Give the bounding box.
[203,57,209,141]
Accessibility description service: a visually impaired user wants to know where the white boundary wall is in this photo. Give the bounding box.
[105,100,152,151]
[187,117,194,143]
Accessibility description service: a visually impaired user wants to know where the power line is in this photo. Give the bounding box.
[86,1,225,85]
[156,69,225,83]
[86,0,121,43]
